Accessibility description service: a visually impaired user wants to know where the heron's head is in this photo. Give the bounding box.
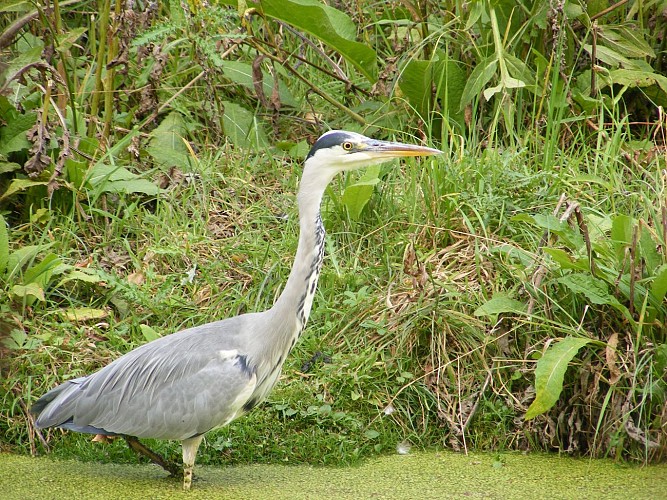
[305,130,442,174]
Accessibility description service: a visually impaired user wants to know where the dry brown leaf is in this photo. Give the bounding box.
[127,271,145,286]
[606,332,621,384]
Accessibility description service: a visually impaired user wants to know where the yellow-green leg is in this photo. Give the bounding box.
[181,435,204,490]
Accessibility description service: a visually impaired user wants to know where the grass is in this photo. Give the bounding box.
[3,127,666,464]
[2,0,666,468]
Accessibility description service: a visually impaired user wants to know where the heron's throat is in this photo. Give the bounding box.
[295,213,325,334]
[270,167,332,353]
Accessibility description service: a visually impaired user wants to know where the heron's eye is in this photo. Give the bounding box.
[342,142,353,151]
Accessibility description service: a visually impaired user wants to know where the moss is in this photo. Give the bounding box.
[3,450,666,499]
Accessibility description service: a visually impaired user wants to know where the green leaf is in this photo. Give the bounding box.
[606,69,667,92]
[257,0,378,82]
[597,26,655,59]
[583,44,651,71]
[0,214,8,276]
[56,269,104,287]
[87,164,159,195]
[222,101,268,149]
[103,179,161,195]
[0,111,36,154]
[55,27,87,53]
[22,253,60,288]
[399,58,466,125]
[140,324,161,342]
[610,214,634,261]
[543,248,589,271]
[460,56,498,111]
[214,61,297,108]
[504,53,537,92]
[0,161,21,174]
[557,273,618,306]
[639,226,661,275]
[364,429,380,439]
[0,179,48,200]
[5,244,50,281]
[146,111,190,168]
[10,282,45,302]
[650,265,667,302]
[341,165,381,220]
[474,294,526,317]
[525,337,592,420]
[0,0,31,13]
[62,308,108,322]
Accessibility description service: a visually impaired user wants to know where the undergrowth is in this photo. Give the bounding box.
[2,0,666,466]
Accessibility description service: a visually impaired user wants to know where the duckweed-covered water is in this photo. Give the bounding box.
[2,450,665,499]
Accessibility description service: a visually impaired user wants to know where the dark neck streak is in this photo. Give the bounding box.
[267,164,334,360]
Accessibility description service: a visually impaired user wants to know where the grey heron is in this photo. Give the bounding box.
[30,130,441,489]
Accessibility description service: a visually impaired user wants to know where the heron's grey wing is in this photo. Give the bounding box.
[33,316,258,440]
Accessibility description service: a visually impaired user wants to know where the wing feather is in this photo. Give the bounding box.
[33,315,261,440]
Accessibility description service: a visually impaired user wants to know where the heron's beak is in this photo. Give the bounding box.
[363,140,442,158]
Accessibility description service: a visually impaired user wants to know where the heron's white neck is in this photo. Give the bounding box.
[269,163,337,354]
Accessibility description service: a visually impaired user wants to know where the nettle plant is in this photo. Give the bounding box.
[512,202,667,452]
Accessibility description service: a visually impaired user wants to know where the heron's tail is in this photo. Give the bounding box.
[31,377,115,435]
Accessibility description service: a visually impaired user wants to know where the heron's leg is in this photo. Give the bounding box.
[181,435,204,490]
[123,435,181,477]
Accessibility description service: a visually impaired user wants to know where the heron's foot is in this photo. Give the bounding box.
[123,435,182,478]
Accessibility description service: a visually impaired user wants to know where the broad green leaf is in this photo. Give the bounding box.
[557,273,618,306]
[0,161,21,174]
[253,0,378,82]
[583,45,651,72]
[460,57,498,111]
[0,111,36,154]
[610,214,634,261]
[57,269,104,287]
[341,165,381,220]
[602,69,667,96]
[10,282,45,302]
[3,46,43,85]
[474,294,526,317]
[146,111,190,168]
[398,60,433,118]
[543,248,589,271]
[0,214,8,276]
[168,0,185,25]
[213,61,297,108]
[598,26,655,59]
[0,0,31,12]
[140,324,161,341]
[62,307,108,322]
[525,337,591,419]
[364,429,380,439]
[465,0,484,29]
[504,53,537,92]
[399,58,466,125]
[5,244,50,280]
[102,179,161,195]
[55,27,87,52]
[650,265,667,302]
[639,227,661,275]
[87,163,159,195]
[512,213,568,233]
[222,101,268,149]
[22,253,60,288]
[0,179,48,200]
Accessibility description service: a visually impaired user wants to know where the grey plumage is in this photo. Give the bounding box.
[31,130,441,489]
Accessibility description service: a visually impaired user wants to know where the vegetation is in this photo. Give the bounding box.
[1,0,666,466]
